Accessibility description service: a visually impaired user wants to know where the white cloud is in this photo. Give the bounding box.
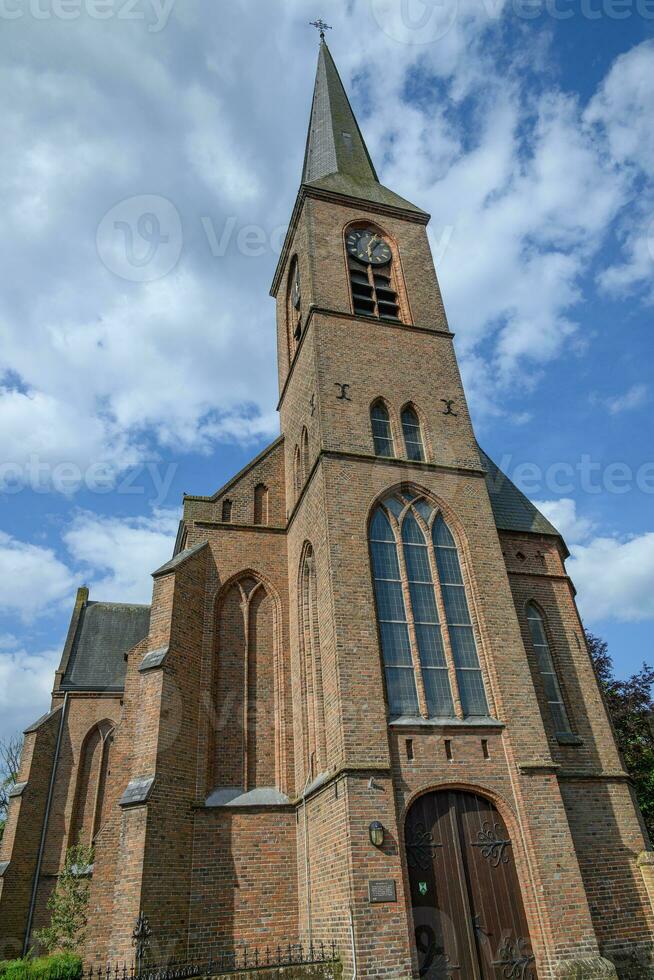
[183,86,261,204]
[532,498,595,544]
[0,385,141,491]
[63,507,180,604]
[568,533,654,624]
[531,498,654,624]
[585,39,654,174]
[585,40,654,299]
[0,3,649,461]
[426,87,627,408]
[0,646,61,744]
[0,532,75,618]
[606,383,649,415]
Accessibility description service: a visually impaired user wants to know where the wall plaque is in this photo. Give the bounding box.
[368,879,397,903]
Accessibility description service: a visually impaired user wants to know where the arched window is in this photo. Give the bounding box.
[293,446,301,497]
[370,492,489,720]
[370,508,419,716]
[70,720,114,847]
[526,603,572,734]
[254,484,269,526]
[346,225,401,321]
[287,256,302,360]
[433,515,487,716]
[401,405,425,462]
[221,499,233,523]
[371,401,394,457]
[213,576,280,793]
[402,513,453,717]
[301,427,310,480]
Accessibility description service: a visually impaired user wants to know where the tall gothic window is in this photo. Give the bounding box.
[221,499,233,523]
[401,405,425,462]
[371,401,394,457]
[301,426,310,480]
[254,484,269,526]
[213,576,281,793]
[70,720,114,847]
[370,507,418,716]
[287,255,302,360]
[293,445,302,497]
[526,603,572,734]
[369,491,489,720]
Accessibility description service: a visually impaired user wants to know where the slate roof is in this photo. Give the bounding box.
[480,448,560,538]
[61,601,150,692]
[302,41,426,216]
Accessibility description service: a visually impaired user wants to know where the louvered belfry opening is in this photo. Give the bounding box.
[348,253,400,321]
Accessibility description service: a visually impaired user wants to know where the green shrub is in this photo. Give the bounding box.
[0,954,82,980]
[34,844,93,954]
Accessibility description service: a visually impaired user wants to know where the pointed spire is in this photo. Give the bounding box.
[303,39,378,187]
[301,40,425,215]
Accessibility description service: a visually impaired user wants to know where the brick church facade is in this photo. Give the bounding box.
[1,39,653,980]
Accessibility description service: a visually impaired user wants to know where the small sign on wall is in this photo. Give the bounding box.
[368,879,397,903]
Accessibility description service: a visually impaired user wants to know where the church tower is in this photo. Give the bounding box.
[1,35,653,980]
[266,37,654,979]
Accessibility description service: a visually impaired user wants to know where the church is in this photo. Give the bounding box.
[1,36,653,980]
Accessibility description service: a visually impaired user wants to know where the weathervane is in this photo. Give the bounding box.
[309,18,332,40]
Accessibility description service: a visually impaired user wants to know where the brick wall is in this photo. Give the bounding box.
[188,808,298,954]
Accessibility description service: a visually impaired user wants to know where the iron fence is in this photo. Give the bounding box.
[83,941,339,979]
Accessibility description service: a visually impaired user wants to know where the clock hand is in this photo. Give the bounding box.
[367,235,380,259]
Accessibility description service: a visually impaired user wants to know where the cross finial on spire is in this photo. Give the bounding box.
[309,18,332,41]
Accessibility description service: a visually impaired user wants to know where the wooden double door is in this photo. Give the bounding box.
[405,790,537,979]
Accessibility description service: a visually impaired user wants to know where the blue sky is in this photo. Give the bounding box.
[0,0,653,743]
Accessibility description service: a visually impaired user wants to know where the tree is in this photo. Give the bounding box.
[587,629,654,840]
[0,734,23,841]
[34,843,94,954]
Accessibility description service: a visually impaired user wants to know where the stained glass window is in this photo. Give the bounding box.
[402,513,454,717]
[433,515,488,716]
[369,495,490,721]
[370,508,419,716]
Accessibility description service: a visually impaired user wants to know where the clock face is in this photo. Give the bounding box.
[291,261,301,310]
[346,229,392,266]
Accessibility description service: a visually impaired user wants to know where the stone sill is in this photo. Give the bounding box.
[389,716,504,730]
[199,787,292,809]
[555,732,584,746]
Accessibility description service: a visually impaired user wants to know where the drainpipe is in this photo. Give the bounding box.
[23,692,69,955]
[349,906,358,980]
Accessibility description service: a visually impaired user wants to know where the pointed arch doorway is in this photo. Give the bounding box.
[405,789,537,979]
